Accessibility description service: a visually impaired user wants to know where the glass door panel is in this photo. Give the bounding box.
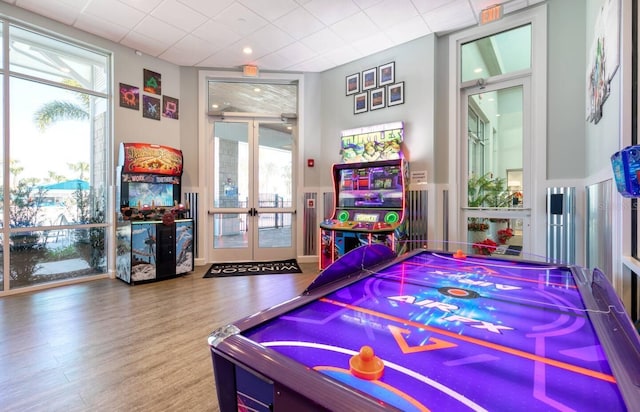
[464,82,529,257]
[254,122,295,260]
[211,121,252,261]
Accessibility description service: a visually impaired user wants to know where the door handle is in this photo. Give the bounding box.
[247,208,258,216]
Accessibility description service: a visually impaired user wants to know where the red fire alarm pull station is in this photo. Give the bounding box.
[308,159,314,167]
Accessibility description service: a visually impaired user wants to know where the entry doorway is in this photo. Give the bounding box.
[208,118,296,262]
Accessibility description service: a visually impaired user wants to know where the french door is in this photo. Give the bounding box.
[208,118,296,262]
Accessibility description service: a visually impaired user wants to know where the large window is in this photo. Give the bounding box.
[0,22,110,292]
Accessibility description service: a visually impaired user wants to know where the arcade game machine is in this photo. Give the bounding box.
[320,122,407,269]
[116,142,194,284]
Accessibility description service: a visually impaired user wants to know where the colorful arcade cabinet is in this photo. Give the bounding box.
[320,122,407,269]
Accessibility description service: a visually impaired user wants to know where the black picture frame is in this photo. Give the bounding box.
[387,81,405,107]
[346,73,360,95]
[362,67,377,91]
[378,62,395,86]
[354,92,368,114]
[370,87,385,110]
[142,95,161,120]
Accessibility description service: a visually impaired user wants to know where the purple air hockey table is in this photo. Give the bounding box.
[208,244,640,411]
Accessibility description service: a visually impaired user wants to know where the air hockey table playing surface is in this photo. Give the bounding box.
[208,245,640,411]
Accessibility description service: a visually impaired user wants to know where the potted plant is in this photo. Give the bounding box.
[468,172,513,208]
[497,227,514,244]
[472,238,498,255]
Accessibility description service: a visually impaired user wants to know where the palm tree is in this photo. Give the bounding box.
[67,162,89,181]
[32,79,89,132]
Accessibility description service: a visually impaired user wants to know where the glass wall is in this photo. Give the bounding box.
[1,22,110,292]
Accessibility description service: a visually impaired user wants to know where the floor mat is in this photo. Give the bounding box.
[204,259,303,278]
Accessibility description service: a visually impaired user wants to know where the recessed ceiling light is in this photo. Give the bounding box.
[243,47,252,54]
[254,87,261,92]
[474,68,483,73]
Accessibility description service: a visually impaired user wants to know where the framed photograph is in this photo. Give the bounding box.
[362,67,377,90]
[378,62,395,86]
[162,95,179,119]
[387,81,405,106]
[354,92,368,114]
[119,83,139,110]
[143,68,162,95]
[370,87,385,110]
[142,95,161,120]
[346,73,360,95]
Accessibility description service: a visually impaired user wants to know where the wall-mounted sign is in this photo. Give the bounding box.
[480,4,503,25]
[243,65,259,77]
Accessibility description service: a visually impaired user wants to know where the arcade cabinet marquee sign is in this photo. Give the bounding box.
[120,142,183,176]
[340,121,403,163]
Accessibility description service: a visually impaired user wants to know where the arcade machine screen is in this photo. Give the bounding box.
[337,164,404,213]
[127,182,175,208]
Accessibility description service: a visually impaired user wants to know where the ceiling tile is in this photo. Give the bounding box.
[286,54,334,72]
[74,13,130,43]
[352,0,384,9]
[300,28,343,54]
[159,34,218,66]
[410,0,452,14]
[422,0,476,33]
[384,14,431,44]
[198,45,249,68]
[191,19,241,49]
[365,0,418,28]
[303,0,359,26]
[119,0,163,13]
[134,15,186,45]
[176,0,235,18]
[353,32,393,56]
[273,6,324,40]
[239,0,299,21]
[151,0,207,32]
[244,25,295,58]
[120,30,169,56]
[330,12,377,43]
[321,44,362,67]
[14,0,80,25]
[257,41,315,69]
[212,2,268,37]
[83,0,146,29]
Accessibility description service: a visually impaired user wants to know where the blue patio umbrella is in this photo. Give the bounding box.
[41,179,89,190]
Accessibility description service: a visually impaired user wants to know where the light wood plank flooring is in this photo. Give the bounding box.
[0,264,319,411]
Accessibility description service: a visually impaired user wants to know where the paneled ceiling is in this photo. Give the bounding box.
[1,0,543,73]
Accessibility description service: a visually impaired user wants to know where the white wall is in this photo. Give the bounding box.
[546,0,588,179]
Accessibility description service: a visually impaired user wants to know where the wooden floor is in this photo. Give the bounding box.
[0,263,319,411]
